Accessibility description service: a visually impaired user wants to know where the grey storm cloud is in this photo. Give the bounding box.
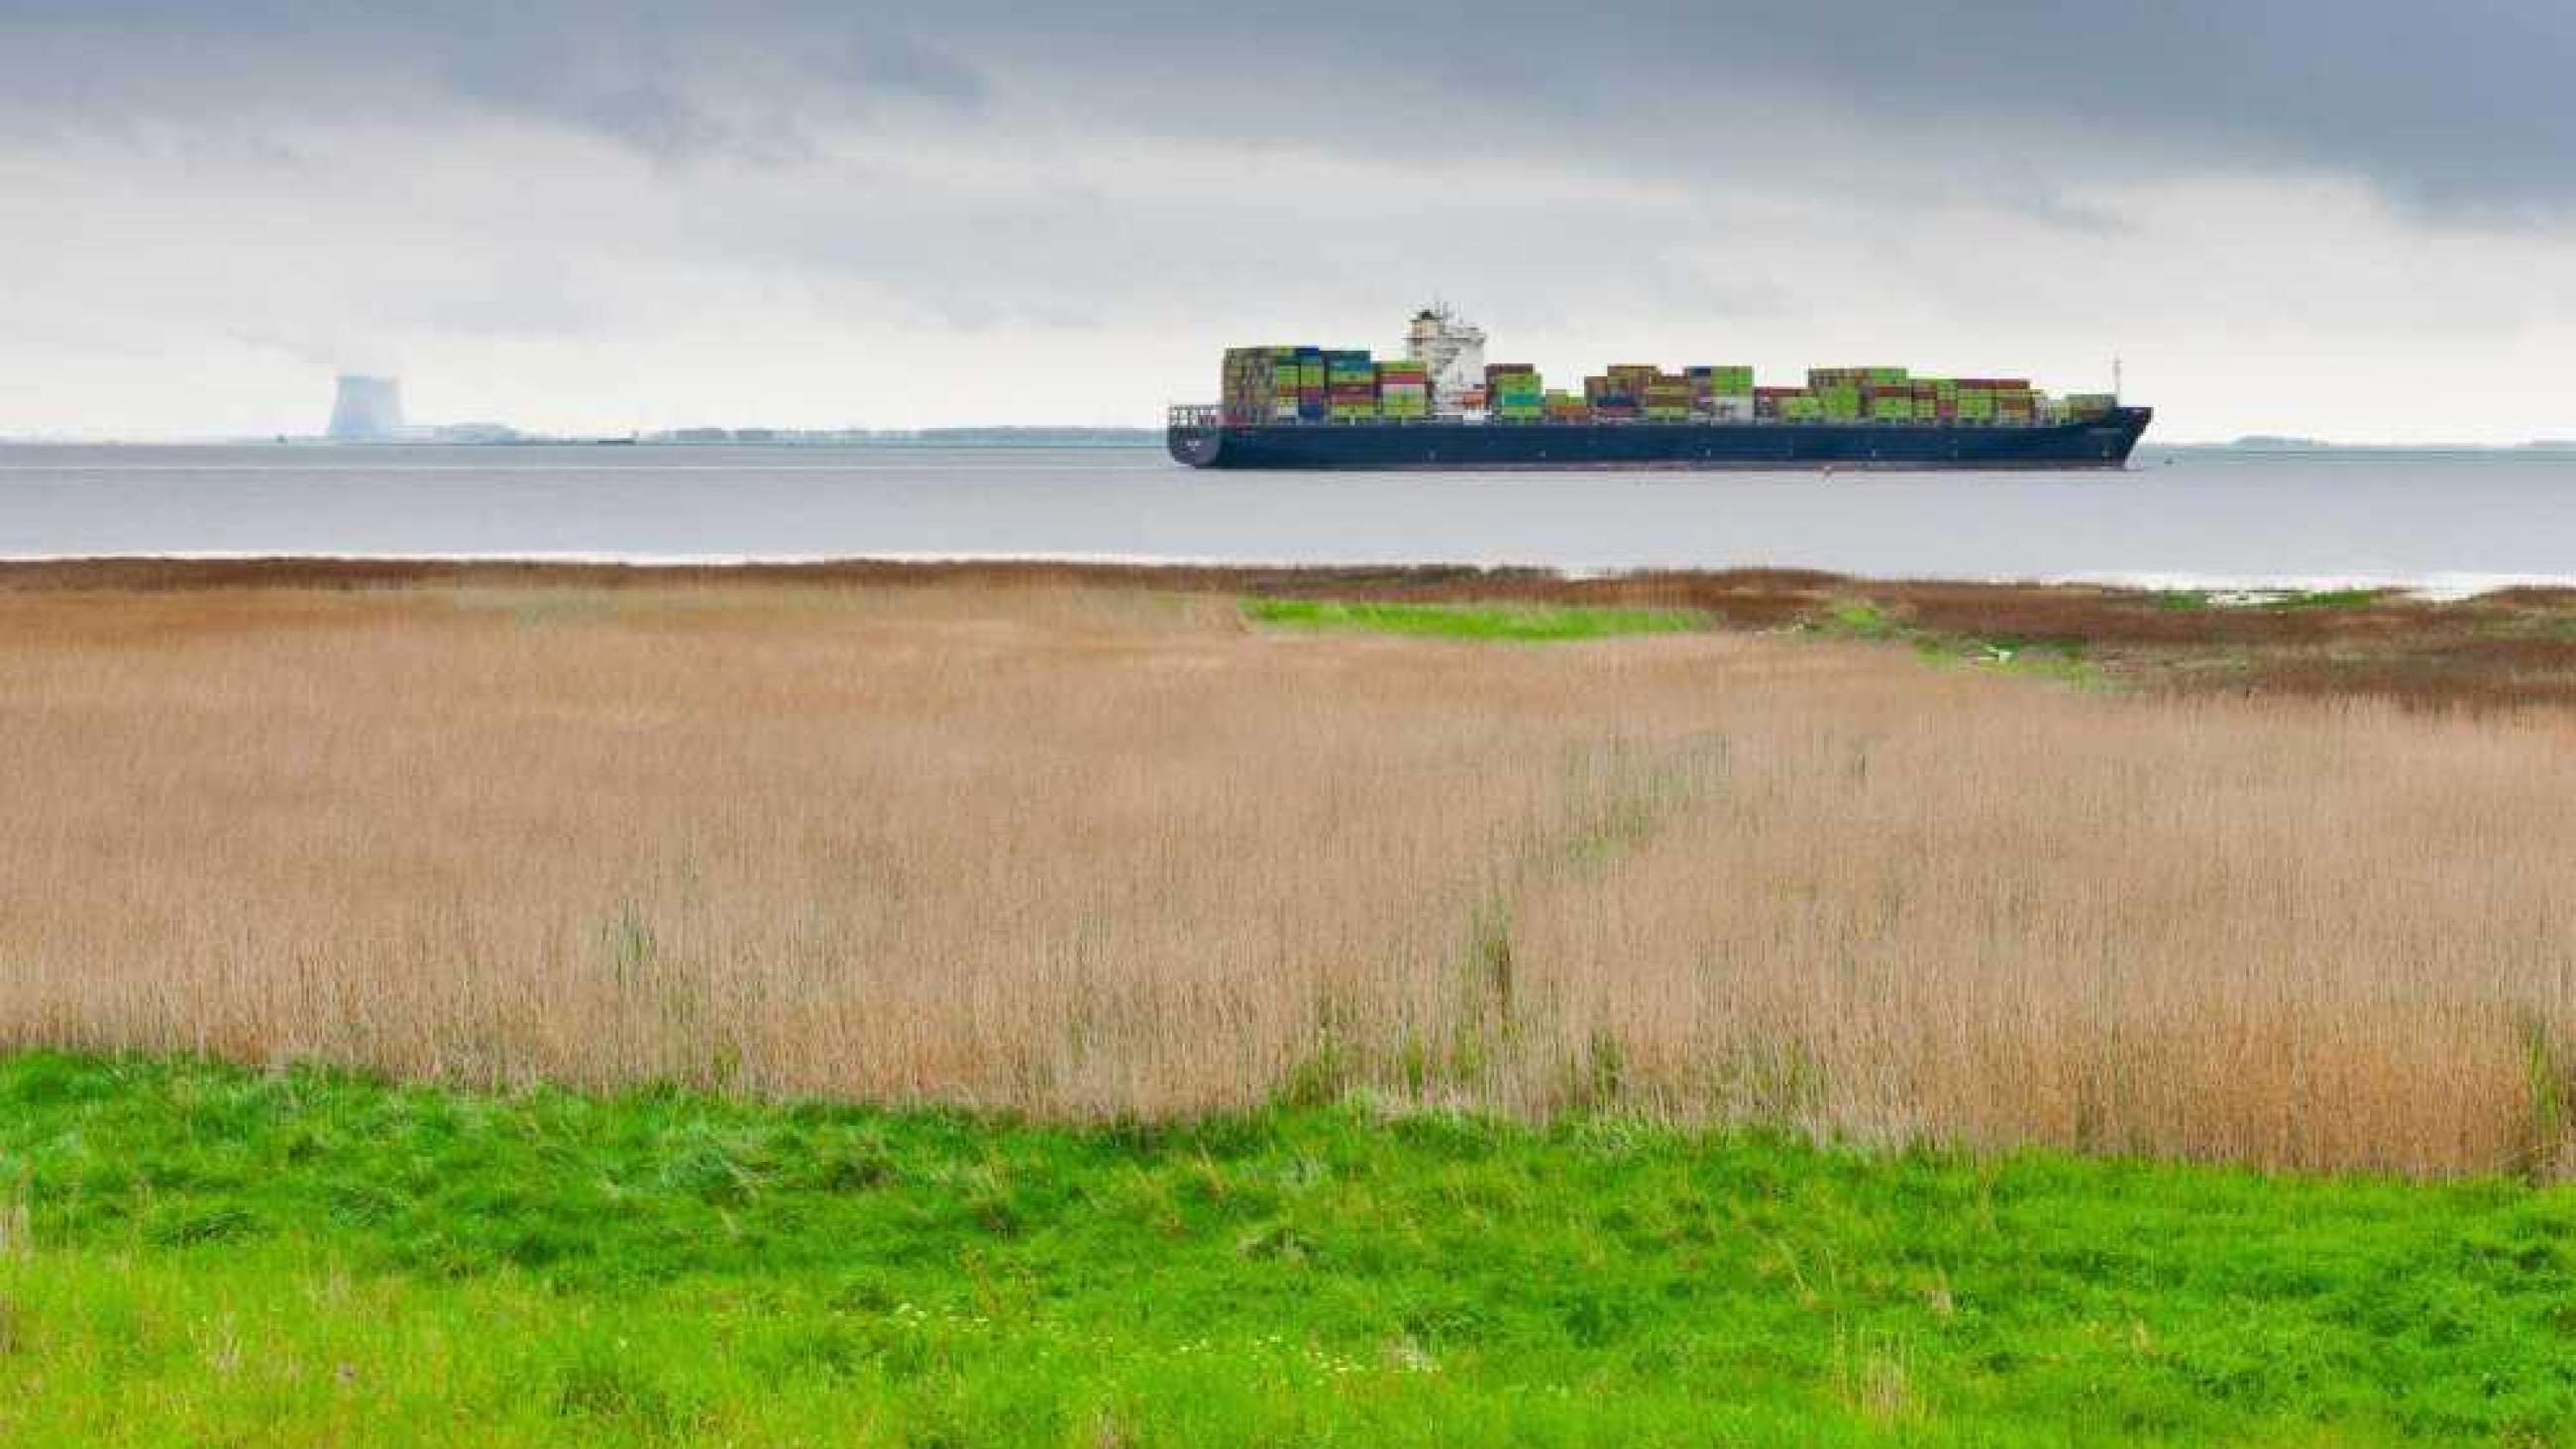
[0,1,990,160]
[8,0,2575,442]
[2,0,2570,210]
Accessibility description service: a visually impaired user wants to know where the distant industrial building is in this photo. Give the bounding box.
[429,422,521,444]
[326,374,405,441]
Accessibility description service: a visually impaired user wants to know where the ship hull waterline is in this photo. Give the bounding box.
[1169,408,2152,471]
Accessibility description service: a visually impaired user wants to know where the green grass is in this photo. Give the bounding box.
[1809,599,2106,689]
[1819,598,1906,642]
[1242,594,2104,686]
[1,1055,2572,1445]
[1241,597,1708,643]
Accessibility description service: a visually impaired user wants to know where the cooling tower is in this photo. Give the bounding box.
[326,374,406,440]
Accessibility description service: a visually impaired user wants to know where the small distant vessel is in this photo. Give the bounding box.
[1169,306,2150,471]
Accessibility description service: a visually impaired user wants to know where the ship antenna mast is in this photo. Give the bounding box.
[2113,355,2123,401]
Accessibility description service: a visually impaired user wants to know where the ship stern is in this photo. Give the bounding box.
[1166,405,1225,467]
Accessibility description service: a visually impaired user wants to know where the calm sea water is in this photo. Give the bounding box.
[4,442,2573,592]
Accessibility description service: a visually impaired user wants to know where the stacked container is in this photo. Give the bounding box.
[1377,361,1432,421]
[1587,371,1644,421]
[1806,367,1877,421]
[1485,363,1544,423]
[1681,365,1758,421]
[1218,346,1335,425]
[1220,347,1292,426]
[1709,366,1756,422]
[1643,372,1694,421]
[1605,363,1658,418]
[1947,377,2026,425]
[1811,366,1909,389]
[1325,350,1377,422]
[1216,336,2094,431]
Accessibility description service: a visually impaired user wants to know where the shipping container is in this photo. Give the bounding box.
[1208,325,2130,455]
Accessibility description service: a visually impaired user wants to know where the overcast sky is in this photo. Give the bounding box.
[3,1,2572,442]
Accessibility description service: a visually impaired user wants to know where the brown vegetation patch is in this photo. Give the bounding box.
[2246,640,2576,711]
[5,575,2576,1177]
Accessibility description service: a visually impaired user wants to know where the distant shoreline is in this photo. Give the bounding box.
[2,551,2570,602]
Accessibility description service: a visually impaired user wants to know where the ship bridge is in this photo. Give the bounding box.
[1404,305,1486,416]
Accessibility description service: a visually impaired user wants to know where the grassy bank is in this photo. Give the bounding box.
[2,1053,2572,1446]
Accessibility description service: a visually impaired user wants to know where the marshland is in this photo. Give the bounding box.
[7,561,2576,1174]
[6,560,2576,1445]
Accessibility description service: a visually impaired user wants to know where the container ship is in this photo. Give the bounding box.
[1169,306,2150,470]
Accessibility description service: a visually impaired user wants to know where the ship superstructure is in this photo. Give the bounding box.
[1402,305,1487,416]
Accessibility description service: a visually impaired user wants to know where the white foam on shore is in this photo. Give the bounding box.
[6,551,2574,600]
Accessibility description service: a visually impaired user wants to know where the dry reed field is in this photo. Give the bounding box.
[5,570,2576,1177]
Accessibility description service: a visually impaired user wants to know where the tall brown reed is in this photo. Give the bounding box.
[3,579,2572,1176]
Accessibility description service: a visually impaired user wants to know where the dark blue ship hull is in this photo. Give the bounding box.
[1169,408,2151,470]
